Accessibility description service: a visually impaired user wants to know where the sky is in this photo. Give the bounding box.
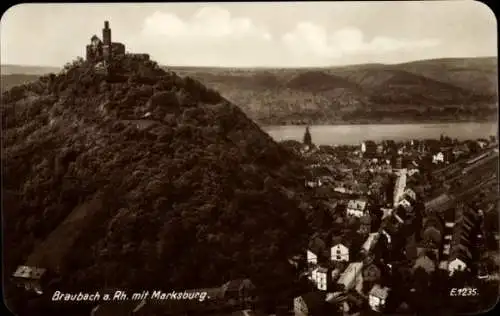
[0,1,496,68]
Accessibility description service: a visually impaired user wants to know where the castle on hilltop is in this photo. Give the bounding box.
[86,21,150,64]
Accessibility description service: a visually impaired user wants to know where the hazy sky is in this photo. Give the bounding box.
[0,1,496,67]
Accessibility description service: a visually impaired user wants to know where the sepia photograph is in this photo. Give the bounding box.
[1,1,498,315]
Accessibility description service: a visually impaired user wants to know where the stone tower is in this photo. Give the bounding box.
[102,21,112,61]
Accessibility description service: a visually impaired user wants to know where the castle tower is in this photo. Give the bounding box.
[102,21,112,61]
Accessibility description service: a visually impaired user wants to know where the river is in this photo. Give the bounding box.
[263,122,498,146]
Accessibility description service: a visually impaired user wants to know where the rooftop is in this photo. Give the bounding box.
[369,284,389,299]
[12,266,46,280]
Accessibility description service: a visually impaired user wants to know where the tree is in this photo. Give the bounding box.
[303,126,312,146]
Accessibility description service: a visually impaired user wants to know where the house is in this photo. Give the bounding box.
[432,152,444,164]
[448,244,472,275]
[404,188,417,201]
[361,141,378,157]
[413,254,436,274]
[307,236,328,266]
[311,266,330,291]
[337,262,363,292]
[346,199,368,218]
[11,265,48,295]
[368,284,390,312]
[424,193,454,215]
[221,279,256,304]
[421,226,443,249]
[362,261,383,283]
[377,144,384,154]
[307,249,319,266]
[358,214,372,235]
[305,179,322,188]
[398,198,412,211]
[361,233,379,256]
[393,170,407,207]
[447,206,479,275]
[334,187,347,193]
[393,156,403,169]
[330,237,351,262]
[294,292,327,316]
[477,140,488,149]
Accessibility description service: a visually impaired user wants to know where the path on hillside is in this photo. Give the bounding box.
[25,195,103,272]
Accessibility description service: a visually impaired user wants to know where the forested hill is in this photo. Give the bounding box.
[2,56,312,314]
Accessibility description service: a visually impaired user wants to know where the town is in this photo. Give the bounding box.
[282,128,499,315]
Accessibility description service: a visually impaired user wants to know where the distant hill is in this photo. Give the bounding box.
[2,57,497,124]
[1,64,60,75]
[334,68,492,104]
[394,57,498,96]
[1,74,40,91]
[284,70,361,93]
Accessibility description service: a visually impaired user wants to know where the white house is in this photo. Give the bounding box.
[334,187,347,193]
[306,250,318,265]
[477,140,488,149]
[368,284,389,312]
[393,170,407,207]
[432,152,444,164]
[311,267,329,291]
[305,179,322,188]
[448,258,467,275]
[346,200,367,218]
[361,233,380,254]
[337,262,363,291]
[361,142,366,153]
[331,243,349,262]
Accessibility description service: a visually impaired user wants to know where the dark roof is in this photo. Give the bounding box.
[360,214,372,225]
[222,279,254,292]
[299,292,327,311]
[413,255,436,274]
[425,193,454,213]
[331,235,353,248]
[449,244,473,263]
[309,235,327,255]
